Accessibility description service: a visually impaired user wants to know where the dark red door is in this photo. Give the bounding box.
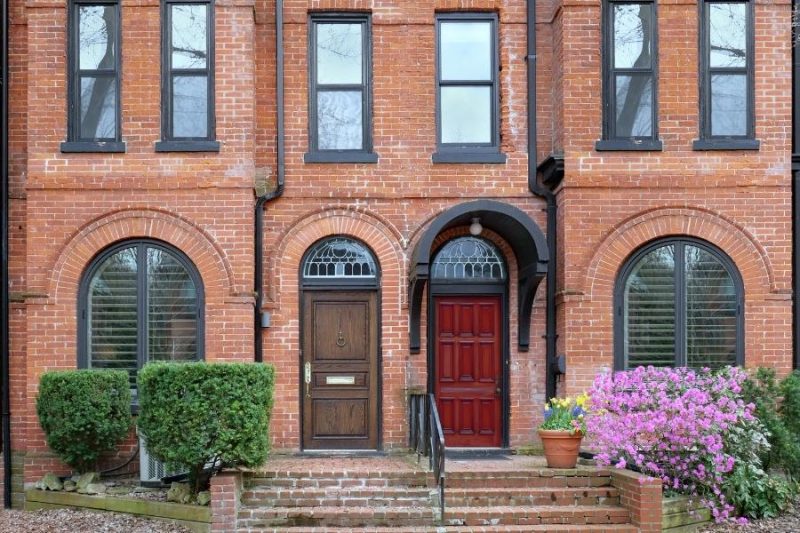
[434,295,502,447]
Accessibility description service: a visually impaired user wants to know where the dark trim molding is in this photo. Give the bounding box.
[408,200,548,353]
[692,138,760,151]
[154,140,220,152]
[594,139,663,151]
[304,151,378,164]
[432,150,507,164]
[613,237,744,370]
[60,141,126,153]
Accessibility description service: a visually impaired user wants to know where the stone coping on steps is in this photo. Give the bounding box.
[24,489,212,533]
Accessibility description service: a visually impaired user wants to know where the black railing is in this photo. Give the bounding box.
[409,393,446,519]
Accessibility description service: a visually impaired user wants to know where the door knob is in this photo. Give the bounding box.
[304,362,312,397]
[496,386,501,395]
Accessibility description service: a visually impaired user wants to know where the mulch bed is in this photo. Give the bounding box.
[0,509,191,532]
[700,502,800,532]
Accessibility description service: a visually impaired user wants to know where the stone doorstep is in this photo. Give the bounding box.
[235,527,639,533]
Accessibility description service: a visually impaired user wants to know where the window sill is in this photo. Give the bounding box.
[303,151,379,163]
[155,140,221,152]
[432,151,507,164]
[60,141,126,153]
[594,139,663,151]
[692,138,760,151]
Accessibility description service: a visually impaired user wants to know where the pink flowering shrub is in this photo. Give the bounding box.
[588,366,756,523]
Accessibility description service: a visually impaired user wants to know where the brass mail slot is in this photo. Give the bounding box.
[326,376,356,385]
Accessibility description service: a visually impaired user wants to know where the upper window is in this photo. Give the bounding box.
[433,13,505,164]
[302,236,378,280]
[79,241,204,396]
[597,0,661,151]
[305,15,376,163]
[432,237,506,282]
[694,0,758,150]
[157,0,218,152]
[63,0,124,152]
[614,238,743,370]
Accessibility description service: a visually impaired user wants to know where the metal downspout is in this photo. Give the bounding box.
[526,0,557,400]
[254,0,285,362]
[793,0,800,369]
[1,0,11,507]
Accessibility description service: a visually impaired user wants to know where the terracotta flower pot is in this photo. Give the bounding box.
[538,429,584,468]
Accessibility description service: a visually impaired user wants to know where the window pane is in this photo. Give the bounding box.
[88,247,138,388]
[173,75,208,138]
[317,90,363,150]
[171,4,208,69]
[79,5,116,70]
[615,74,653,137]
[613,4,653,69]
[80,76,116,140]
[709,3,746,68]
[685,245,738,369]
[440,86,491,144]
[624,244,676,368]
[440,21,492,81]
[711,74,746,136]
[147,248,198,362]
[316,23,362,85]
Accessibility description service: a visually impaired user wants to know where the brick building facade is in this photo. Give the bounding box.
[0,0,796,507]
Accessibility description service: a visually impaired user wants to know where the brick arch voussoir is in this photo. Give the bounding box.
[583,207,775,299]
[269,207,405,305]
[49,208,236,302]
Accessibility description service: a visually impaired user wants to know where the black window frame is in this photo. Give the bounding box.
[596,0,662,152]
[304,13,377,164]
[155,0,219,152]
[613,237,744,371]
[432,12,506,164]
[693,0,759,150]
[61,0,126,153]
[78,239,205,407]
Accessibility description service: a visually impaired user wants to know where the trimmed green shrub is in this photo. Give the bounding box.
[137,362,275,495]
[36,370,132,473]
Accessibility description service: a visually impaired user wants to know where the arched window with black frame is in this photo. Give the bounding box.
[78,240,204,397]
[614,238,743,370]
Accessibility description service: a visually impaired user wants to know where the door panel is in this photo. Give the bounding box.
[435,295,502,447]
[302,291,378,450]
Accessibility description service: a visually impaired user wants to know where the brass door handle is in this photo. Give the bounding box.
[304,362,312,398]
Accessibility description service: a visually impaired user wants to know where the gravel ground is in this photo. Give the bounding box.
[700,502,800,532]
[0,509,192,532]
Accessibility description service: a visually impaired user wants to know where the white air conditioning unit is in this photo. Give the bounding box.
[139,434,178,485]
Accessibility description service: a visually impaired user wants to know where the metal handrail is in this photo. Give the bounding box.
[409,393,446,520]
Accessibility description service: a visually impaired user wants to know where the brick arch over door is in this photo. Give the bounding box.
[265,210,406,450]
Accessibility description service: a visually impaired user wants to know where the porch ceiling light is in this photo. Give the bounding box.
[469,217,483,236]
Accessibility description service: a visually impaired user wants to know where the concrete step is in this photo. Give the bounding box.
[241,486,435,507]
[445,486,620,507]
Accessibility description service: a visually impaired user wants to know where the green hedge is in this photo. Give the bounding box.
[36,370,132,473]
[137,362,275,494]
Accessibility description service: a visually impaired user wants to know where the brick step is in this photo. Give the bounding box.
[446,470,613,489]
[245,472,432,489]
[237,505,437,528]
[442,505,631,527]
[445,486,620,507]
[241,486,434,507]
[236,525,639,532]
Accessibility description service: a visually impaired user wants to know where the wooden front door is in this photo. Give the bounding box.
[302,291,379,450]
[434,295,503,447]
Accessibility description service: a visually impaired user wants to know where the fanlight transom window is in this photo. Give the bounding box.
[302,237,378,279]
[432,237,507,281]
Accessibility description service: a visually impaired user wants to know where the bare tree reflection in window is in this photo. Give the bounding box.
[613,4,653,137]
[79,5,117,140]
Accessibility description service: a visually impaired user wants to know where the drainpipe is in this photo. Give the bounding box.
[793,0,800,369]
[526,0,558,400]
[1,0,11,507]
[254,0,285,363]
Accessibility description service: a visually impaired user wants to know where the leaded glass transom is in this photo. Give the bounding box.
[432,237,506,281]
[302,237,377,279]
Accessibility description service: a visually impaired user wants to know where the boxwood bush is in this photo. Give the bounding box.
[36,369,132,473]
[137,362,275,495]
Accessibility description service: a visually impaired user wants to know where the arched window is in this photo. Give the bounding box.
[78,240,204,391]
[615,238,743,370]
[432,236,506,282]
[302,236,378,281]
